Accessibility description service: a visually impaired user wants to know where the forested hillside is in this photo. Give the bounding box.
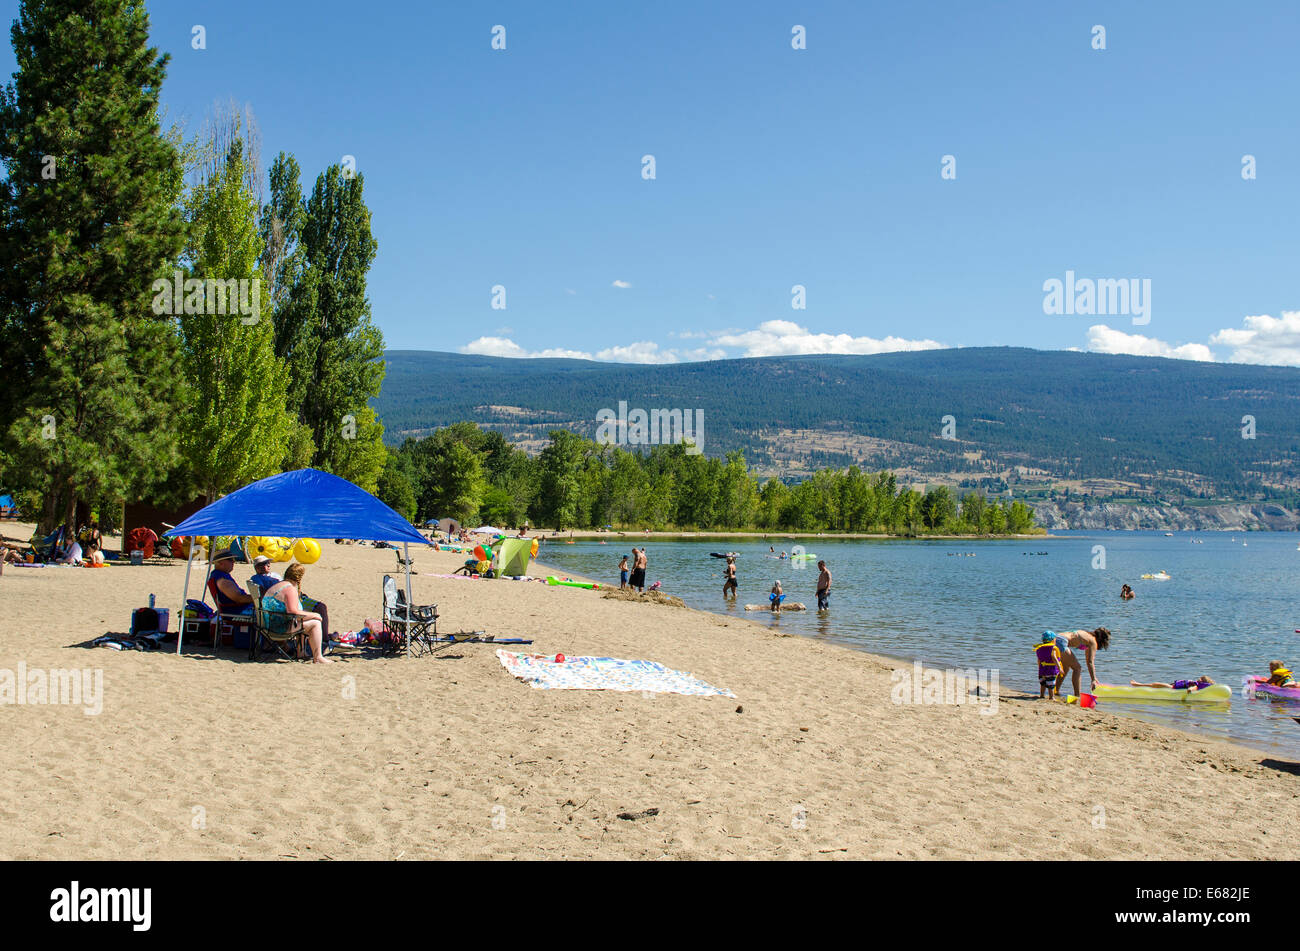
[374,349,1300,502]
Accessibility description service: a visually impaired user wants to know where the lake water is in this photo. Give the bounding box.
[538,531,1300,759]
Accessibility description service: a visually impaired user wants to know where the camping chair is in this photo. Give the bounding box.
[30,525,64,562]
[205,574,254,651]
[381,574,439,656]
[248,582,306,661]
[395,548,416,571]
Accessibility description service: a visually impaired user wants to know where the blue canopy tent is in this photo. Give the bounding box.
[169,469,427,655]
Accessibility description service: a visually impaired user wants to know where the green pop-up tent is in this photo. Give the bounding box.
[493,537,534,577]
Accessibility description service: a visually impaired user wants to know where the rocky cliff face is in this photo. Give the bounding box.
[1028,501,1300,532]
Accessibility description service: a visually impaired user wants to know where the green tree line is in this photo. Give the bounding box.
[381,423,1039,535]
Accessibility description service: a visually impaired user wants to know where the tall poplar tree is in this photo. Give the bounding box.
[261,159,386,491]
[0,0,187,532]
[178,130,295,501]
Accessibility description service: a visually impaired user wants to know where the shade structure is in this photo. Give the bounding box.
[494,537,533,577]
[171,469,426,545]
[168,469,426,656]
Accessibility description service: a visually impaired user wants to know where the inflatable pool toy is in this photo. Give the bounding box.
[292,538,321,564]
[1139,571,1171,580]
[247,536,280,559]
[1242,676,1300,700]
[1093,682,1231,703]
[791,553,818,560]
[530,538,539,557]
[744,602,807,611]
[545,575,603,590]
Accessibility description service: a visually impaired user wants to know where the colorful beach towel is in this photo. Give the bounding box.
[495,650,735,698]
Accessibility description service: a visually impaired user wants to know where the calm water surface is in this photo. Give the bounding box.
[538,531,1300,759]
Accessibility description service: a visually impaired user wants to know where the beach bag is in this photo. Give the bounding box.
[185,599,215,620]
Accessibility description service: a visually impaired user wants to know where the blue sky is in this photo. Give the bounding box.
[5,0,1299,364]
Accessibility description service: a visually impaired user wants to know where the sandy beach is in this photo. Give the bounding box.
[0,525,1296,861]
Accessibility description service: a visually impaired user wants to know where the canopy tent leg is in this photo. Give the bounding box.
[176,542,199,655]
[403,543,412,658]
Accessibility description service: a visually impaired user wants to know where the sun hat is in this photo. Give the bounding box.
[252,555,272,566]
[212,548,237,562]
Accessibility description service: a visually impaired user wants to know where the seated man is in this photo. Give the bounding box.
[208,549,253,615]
[247,555,283,592]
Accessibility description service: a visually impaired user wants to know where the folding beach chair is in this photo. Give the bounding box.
[205,574,254,651]
[381,575,439,656]
[395,548,416,572]
[248,582,306,661]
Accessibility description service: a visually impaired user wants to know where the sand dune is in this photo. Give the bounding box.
[0,528,1295,860]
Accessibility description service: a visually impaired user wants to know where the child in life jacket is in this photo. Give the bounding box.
[1266,661,1297,688]
[1033,637,1063,699]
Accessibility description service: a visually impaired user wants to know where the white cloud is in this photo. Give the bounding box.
[1084,324,1214,361]
[593,341,678,364]
[461,336,593,360]
[611,279,631,289]
[1209,311,1300,366]
[712,319,946,358]
[462,320,946,364]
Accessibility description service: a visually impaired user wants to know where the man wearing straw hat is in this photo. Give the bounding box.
[209,548,254,615]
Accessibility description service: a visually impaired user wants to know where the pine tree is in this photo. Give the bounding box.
[0,0,188,532]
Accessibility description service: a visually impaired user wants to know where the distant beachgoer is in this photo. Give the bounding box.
[1120,584,1134,600]
[769,580,785,612]
[1049,627,1111,697]
[618,555,629,590]
[57,538,84,565]
[722,556,738,599]
[1129,676,1214,691]
[629,547,647,592]
[86,542,104,566]
[816,561,831,611]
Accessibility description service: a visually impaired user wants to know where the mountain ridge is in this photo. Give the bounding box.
[372,347,1300,505]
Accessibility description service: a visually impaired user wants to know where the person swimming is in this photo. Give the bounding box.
[1120,584,1134,600]
[1129,676,1214,691]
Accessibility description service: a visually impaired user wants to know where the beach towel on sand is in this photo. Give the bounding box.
[495,650,735,698]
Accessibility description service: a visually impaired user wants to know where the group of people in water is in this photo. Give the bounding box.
[718,552,832,612]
